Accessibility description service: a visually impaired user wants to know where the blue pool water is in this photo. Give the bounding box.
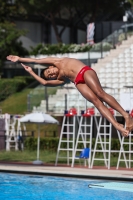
[0,173,133,200]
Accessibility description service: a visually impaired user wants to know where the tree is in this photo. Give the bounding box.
[128,0,133,6]
[0,0,17,23]
[15,0,131,43]
[0,1,28,73]
[0,21,28,73]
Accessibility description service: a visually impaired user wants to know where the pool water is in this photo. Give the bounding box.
[0,173,133,200]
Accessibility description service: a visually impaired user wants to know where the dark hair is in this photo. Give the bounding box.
[40,68,48,80]
[40,66,57,81]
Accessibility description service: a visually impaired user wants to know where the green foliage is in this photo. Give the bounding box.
[0,21,29,72]
[30,43,92,55]
[0,76,34,101]
[29,42,114,55]
[24,137,59,151]
[0,0,18,22]
[15,0,131,44]
[24,137,132,157]
[91,42,113,52]
[29,86,60,109]
[0,88,31,114]
[128,0,133,6]
[0,86,60,114]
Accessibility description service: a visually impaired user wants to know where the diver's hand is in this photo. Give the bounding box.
[21,63,33,73]
[6,55,19,62]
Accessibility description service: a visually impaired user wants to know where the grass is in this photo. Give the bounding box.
[0,87,59,137]
[0,150,56,163]
[0,150,131,168]
[0,89,31,115]
[0,87,132,169]
[0,86,60,115]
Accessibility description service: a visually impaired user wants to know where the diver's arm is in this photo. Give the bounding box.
[21,63,65,86]
[6,55,61,65]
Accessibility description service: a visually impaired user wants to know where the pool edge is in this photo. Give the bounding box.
[0,168,132,182]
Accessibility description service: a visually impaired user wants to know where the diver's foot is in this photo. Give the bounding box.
[117,124,129,137]
[125,115,133,132]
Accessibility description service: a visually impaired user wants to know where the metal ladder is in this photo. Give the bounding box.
[71,108,96,168]
[91,116,112,169]
[117,109,133,169]
[91,108,121,169]
[116,133,133,169]
[55,108,78,166]
[5,114,18,151]
[5,114,25,151]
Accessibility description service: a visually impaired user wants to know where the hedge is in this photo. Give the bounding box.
[24,137,132,155]
[29,42,114,56]
[30,43,92,55]
[24,137,59,151]
[0,76,34,101]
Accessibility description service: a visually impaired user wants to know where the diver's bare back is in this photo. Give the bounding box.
[55,57,85,82]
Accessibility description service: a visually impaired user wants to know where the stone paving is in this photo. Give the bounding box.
[0,163,132,181]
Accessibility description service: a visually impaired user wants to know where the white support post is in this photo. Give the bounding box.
[5,114,26,151]
[91,116,110,168]
[55,108,78,166]
[91,108,118,169]
[71,108,95,168]
[91,108,128,169]
[116,130,133,169]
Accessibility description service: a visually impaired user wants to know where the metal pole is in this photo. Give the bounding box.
[65,94,67,110]
[38,68,41,76]
[88,51,90,66]
[45,87,48,112]
[27,94,31,112]
[101,22,103,58]
[37,124,40,160]
[32,124,43,164]
[125,22,127,40]
[123,15,128,40]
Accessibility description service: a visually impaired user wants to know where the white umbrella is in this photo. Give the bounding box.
[19,112,59,164]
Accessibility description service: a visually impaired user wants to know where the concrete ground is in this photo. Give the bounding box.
[0,163,132,181]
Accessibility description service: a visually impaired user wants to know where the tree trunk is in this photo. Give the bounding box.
[49,13,62,43]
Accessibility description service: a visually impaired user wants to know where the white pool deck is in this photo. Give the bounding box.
[0,163,132,181]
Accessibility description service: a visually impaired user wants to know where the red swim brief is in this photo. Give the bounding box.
[74,66,93,85]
